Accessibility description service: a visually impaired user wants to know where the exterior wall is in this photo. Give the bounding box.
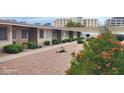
[37,29,53,45]
[0,25,12,48]
[52,30,58,40]
[84,19,98,27]
[73,32,78,38]
[107,18,124,27]
[52,29,62,40]
[53,19,69,27]
[68,31,74,38]
[12,26,29,43]
[61,30,69,40]
[70,17,84,25]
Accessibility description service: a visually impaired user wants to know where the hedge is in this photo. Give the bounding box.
[4,44,23,53]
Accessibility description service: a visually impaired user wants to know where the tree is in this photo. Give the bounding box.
[75,22,82,27]
[66,20,83,27]
[66,20,76,27]
[86,34,90,38]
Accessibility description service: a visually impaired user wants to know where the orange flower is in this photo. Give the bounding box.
[101,52,111,60]
[111,41,121,46]
[107,38,112,42]
[112,47,119,52]
[97,33,104,40]
[102,52,111,56]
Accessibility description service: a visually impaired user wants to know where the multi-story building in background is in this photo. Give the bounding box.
[106,17,124,27]
[53,17,98,27]
[84,19,98,27]
[70,17,84,25]
[53,18,69,27]
[53,17,84,27]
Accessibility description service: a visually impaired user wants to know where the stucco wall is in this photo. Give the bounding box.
[61,31,69,40]
[37,29,53,45]
[0,25,12,48]
[12,26,29,43]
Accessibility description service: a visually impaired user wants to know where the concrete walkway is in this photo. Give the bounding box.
[0,42,82,75]
[0,42,77,63]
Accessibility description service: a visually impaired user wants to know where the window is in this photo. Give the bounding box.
[117,23,121,24]
[22,30,28,39]
[39,30,44,38]
[112,20,115,22]
[117,20,121,22]
[0,27,7,40]
[12,30,16,39]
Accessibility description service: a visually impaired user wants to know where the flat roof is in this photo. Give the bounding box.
[0,20,101,32]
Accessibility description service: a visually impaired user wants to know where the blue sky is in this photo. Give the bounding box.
[0,17,109,25]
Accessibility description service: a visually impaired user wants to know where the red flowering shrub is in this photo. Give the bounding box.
[67,30,124,75]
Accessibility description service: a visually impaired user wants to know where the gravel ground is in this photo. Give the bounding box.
[0,43,82,75]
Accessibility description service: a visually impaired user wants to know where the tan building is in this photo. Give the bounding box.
[84,19,98,27]
[0,20,82,48]
[70,17,84,25]
[53,18,69,27]
[53,17,84,27]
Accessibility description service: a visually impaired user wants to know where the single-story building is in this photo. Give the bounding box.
[0,21,82,48]
[2,20,123,48]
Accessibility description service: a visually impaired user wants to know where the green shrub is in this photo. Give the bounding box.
[44,41,50,46]
[4,44,23,53]
[52,40,61,45]
[67,30,124,75]
[27,42,37,49]
[22,42,29,49]
[62,39,69,43]
[77,39,84,44]
[77,38,84,44]
[74,38,78,41]
[67,38,72,42]
[82,37,85,39]
[71,38,75,41]
[62,39,66,43]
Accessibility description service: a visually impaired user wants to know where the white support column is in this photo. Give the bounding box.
[8,25,13,44]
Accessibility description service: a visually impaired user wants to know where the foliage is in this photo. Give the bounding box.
[22,42,29,49]
[62,39,68,43]
[4,44,23,53]
[77,39,84,44]
[44,41,50,45]
[27,42,37,49]
[67,31,124,75]
[66,20,82,27]
[52,40,61,45]
[85,34,90,38]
